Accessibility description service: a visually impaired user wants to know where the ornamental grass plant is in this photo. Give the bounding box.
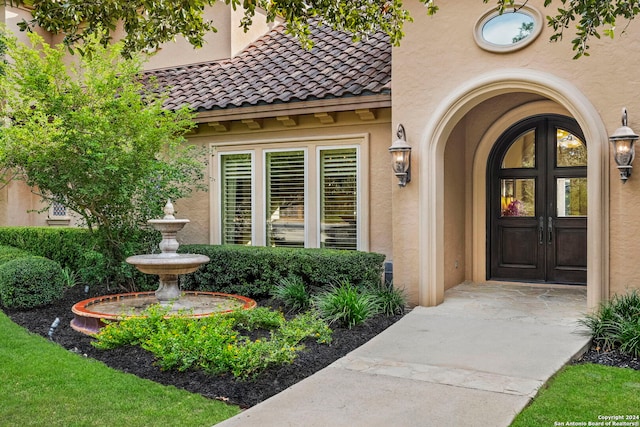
[272,277,407,329]
[369,282,407,316]
[579,289,640,356]
[271,275,312,312]
[313,280,381,328]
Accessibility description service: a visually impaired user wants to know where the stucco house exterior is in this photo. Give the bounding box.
[2,1,639,309]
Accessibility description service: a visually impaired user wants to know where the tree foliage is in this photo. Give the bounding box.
[5,0,639,58]
[0,31,205,281]
[0,35,16,191]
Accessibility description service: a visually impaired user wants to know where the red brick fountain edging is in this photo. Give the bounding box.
[71,291,257,335]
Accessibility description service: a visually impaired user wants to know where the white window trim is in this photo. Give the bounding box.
[49,202,69,218]
[473,4,543,53]
[210,134,369,251]
[47,201,71,226]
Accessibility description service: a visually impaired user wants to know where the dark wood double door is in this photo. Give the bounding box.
[488,115,587,285]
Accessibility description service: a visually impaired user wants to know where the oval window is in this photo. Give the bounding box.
[474,5,542,53]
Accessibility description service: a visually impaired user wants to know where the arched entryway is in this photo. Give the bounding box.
[417,69,608,310]
[487,114,587,285]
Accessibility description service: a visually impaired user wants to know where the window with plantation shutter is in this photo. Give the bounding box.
[214,138,365,250]
[266,150,306,247]
[220,153,253,245]
[320,148,357,250]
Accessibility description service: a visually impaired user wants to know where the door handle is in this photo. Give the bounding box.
[548,216,553,244]
[538,216,544,244]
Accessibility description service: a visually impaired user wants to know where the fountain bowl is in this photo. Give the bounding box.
[125,253,210,275]
[70,291,257,335]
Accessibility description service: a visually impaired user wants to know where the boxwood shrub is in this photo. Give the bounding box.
[0,256,66,309]
[0,227,98,271]
[179,245,386,298]
[0,245,32,265]
[0,227,154,288]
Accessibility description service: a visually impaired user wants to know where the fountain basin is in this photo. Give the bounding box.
[147,218,189,228]
[70,291,257,335]
[126,253,210,275]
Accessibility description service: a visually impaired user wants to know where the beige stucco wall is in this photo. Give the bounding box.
[9,1,640,306]
[393,0,640,306]
[443,121,466,290]
[0,181,42,226]
[0,177,83,228]
[142,5,276,70]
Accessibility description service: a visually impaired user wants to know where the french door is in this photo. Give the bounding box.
[488,115,587,285]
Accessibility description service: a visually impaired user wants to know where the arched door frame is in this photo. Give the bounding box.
[418,69,608,309]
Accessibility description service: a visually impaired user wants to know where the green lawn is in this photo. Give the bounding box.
[4,308,640,427]
[0,311,240,427]
[511,364,640,426]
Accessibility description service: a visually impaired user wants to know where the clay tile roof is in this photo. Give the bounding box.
[148,23,391,112]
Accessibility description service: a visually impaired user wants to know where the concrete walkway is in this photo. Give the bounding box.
[217,282,590,427]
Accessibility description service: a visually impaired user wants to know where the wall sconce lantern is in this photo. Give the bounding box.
[610,108,639,183]
[389,124,412,187]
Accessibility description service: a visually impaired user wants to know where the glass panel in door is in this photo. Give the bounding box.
[556,129,587,167]
[501,129,536,168]
[556,178,587,217]
[500,178,535,217]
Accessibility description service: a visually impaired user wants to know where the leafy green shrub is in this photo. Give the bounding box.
[0,227,158,290]
[616,317,640,356]
[0,227,98,271]
[271,276,311,312]
[76,250,108,286]
[0,256,66,309]
[370,283,406,316]
[314,280,380,328]
[94,305,332,379]
[0,227,109,286]
[579,289,640,356]
[228,307,285,330]
[0,245,31,265]
[93,304,172,349]
[180,245,385,298]
[278,311,332,344]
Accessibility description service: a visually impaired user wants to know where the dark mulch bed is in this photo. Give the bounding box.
[573,346,640,371]
[6,286,639,408]
[4,285,402,409]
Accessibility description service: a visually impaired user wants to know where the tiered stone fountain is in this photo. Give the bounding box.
[71,200,256,335]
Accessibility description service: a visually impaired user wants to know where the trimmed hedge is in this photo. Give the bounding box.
[0,245,32,265]
[0,256,66,309]
[0,229,386,297]
[179,245,386,298]
[0,227,147,288]
[0,227,99,271]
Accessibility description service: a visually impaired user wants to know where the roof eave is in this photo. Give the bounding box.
[194,93,391,123]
